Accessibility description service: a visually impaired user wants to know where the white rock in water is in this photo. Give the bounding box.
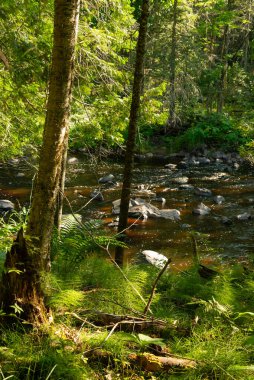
[159,209,181,220]
[192,203,211,215]
[141,250,168,268]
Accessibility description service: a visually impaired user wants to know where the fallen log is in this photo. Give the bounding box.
[129,352,196,371]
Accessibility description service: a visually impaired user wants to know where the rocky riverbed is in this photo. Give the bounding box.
[0,150,253,269]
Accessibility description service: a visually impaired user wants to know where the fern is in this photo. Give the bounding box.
[52,214,126,266]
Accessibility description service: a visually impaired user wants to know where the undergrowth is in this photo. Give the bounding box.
[0,217,254,379]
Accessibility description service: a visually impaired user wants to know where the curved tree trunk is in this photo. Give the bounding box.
[115,0,149,265]
[0,0,80,324]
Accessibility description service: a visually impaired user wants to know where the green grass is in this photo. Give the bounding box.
[1,220,254,379]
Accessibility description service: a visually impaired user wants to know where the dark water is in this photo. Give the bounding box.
[0,157,253,270]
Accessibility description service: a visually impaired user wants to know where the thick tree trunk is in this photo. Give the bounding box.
[115,0,149,265]
[0,0,80,324]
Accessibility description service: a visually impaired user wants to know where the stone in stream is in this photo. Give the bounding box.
[171,176,189,185]
[221,216,233,225]
[98,173,115,184]
[151,196,166,204]
[141,250,168,268]
[192,203,211,216]
[197,157,211,165]
[90,190,104,201]
[236,212,252,221]
[159,209,181,220]
[0,200,15,212]
[213,195,225,204]
[179,184,194,191]
[194,187,213,197]
[165,163,177,170]
[112,198,180,221]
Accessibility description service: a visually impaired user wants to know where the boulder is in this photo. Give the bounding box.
[132,189,156,198]
[98,174,115,184]
[112,198,180,220]
[179,184,194,191]
[165,163,177,170]
[194,187,213,197]
[159,209,181,220]
[151,196,166,204]
[236,213,252,221]
[141,250,168,268]
[192,203,211,216]
[0,200,14,211]
[172,176,189,185]
[90,190,104,201]
[221,216,233,225]
[213,195,225,204]
[197,157,211,165]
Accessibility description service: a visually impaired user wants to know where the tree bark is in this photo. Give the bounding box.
[0,0,80,323]
[165,0,178,133]
[217,0,232,114]
[115,0,149,265]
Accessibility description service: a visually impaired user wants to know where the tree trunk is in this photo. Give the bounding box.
[0,0,80,324]
[115,0,149,265]
[217,0,232,113]
[165,0,178,133]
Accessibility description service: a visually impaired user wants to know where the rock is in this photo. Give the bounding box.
[151,196,166,204]
[189,158,200,166]
[112,198,180,220]
[141,250,168,268]
[213,195,225,204]
[178,161,188,169]
[0,200,14,211]
[98,174,115,184]
[179,184,194,190]
[192,203,211,215]
[181,223,191,229]
[194,187,213,197]
[16,172,25,177]
[90,190,104,201]
[197,157,211,165]
[159,209,181,220]
[132,189,156,198]
[221,217,233,225]
[172,176,189,185]
[236,213,252,221]
[165,163,177,170]
[68,157,79,164]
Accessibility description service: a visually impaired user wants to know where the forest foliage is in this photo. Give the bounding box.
[0,0,253,160]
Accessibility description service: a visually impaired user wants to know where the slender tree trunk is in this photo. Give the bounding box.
[115,0,149,265]
[217,0,232,113]
[0,0,80,324]
[165,0,178,133]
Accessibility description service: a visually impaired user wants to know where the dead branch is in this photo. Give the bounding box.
[144,258,172,315]
[129,352,196,371]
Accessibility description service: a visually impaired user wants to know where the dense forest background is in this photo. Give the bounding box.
[1,1,254,379]
[0,0,253,161]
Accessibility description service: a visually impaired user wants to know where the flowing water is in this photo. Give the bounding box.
[0,156,253,270]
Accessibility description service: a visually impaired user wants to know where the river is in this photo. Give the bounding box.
[0,155,253,270]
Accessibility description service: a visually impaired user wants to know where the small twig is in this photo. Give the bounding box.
[144,258,172,316]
